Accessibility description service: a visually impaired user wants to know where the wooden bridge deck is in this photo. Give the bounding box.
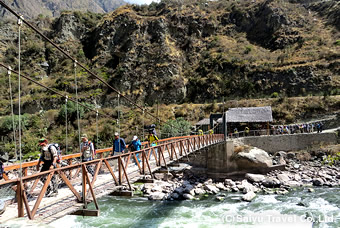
[0,135,224,224]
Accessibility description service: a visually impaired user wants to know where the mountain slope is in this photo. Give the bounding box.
[0,0,339,111]
[0,0,126,19]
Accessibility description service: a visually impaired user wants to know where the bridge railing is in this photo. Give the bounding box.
[0,134,224,220]
[2,135,193,181]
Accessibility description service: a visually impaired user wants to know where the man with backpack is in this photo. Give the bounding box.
[112,132,126,155]
[36,138,58,197]
[0,160,4,180]
[80,134,95,177]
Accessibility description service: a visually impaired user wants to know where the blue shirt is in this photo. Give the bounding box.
[113,138,126,152]
[131,139,141,151]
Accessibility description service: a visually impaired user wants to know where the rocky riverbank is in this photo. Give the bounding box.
[131,149,340,202]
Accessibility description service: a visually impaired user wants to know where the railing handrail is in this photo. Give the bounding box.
[3,135,221,172]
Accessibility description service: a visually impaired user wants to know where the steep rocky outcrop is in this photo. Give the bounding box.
[0,0,339,107]
[0,0,126,20]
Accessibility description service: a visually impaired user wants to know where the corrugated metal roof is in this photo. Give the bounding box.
[226,106,273,122]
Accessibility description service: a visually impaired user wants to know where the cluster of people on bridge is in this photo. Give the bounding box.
[36,125,159,197]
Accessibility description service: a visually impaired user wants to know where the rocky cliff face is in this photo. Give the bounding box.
[0,0,126,19]
[0,0,339,109]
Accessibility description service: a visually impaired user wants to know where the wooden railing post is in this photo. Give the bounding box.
[16,181,24,217]
[82,165,87,208]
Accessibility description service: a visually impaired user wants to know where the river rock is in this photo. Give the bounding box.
[313,178,324,186]
[163,173,174,181]
[294,174,301,181]
[154,173,164,180]
[216,196,225,201]
[194,188,206,195]
[174,187,185,195]
[239,180,258,193]
[262,177,281,188]
[234,147,273,170]
[278,156,286,165]
[286,181,301,187]
[277,173,290,183]
[151,185,163,192]
[224,179,236,187]
[286,152,295,160]
[204,184,219,194]
[308,188,315,193]
[171,192,179,199]
[293,164,300,169]
[183,184,194,193]
[245,173,265,183]
[183,193,195,200]
[148,192,165,200]
[215,183,226,190]
[242,191,256,202]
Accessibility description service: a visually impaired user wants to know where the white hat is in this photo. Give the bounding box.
[133,136,138,140]
[114,132,119,136]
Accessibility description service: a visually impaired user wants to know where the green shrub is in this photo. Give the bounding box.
[161,117,191,137]
[322,152,340,166]
[271,92,279,98]
[334,40,340,46]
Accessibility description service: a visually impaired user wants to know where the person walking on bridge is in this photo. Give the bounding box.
[80,134,95,177]
[146,130,159,159]
[112,132,126,155]
[129,135,141,163]
[36,138,58,197]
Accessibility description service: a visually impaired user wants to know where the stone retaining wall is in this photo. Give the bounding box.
[238,132,337,153]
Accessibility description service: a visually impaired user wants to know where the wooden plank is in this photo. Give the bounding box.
[103,160,119,185]
[16,181,24,217]
[21,182,33,220]
[118,157,122,185]
[133,153,142,172]
[85,169,99,210]
[159,147,167,168]
[82,165,87,208]
[31,171,54,217]
[57,170,81,202]
[119,157,132,191]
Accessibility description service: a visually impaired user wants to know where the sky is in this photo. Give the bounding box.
[125,0,160,5]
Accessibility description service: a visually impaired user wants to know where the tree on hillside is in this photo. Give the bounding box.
[161,117,191,137]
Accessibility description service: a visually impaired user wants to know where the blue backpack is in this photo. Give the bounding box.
[0,162,4,180]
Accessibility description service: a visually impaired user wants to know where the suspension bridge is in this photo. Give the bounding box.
[0,0,228,224]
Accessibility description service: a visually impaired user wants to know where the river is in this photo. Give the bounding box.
[2,187,339,227]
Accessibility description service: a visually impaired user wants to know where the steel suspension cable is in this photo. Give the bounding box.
[74,61,81,153]
[0,0,194,135]
[0,1,172,126]
[96,110,99,148]
[0,63,113,119]
[7,66,17,160]
[117,93,121,152]
[17,16,23,181]
[65,96,68,154]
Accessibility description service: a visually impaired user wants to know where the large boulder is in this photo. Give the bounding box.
[148,192,166,200]
[313,178,324,186]
[234,147,273,171]
[262,177,281,188]
[204,185,220,194]
[242,191,256,202]
[245,173,266,183]
[277,173,290,184]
